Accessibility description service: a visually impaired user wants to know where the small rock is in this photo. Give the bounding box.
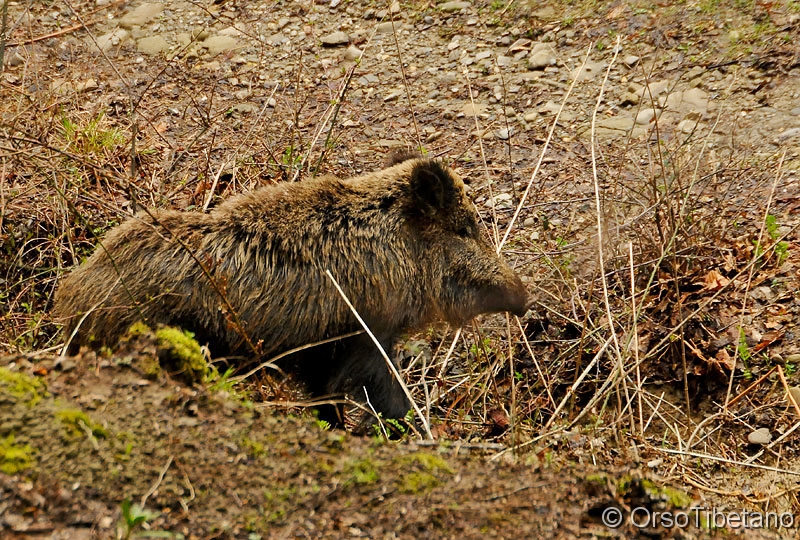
[439,1,470,12]
[4,52,25,67]
[527,50,556,70]
[747,427,772,445]
[389,1,401,13]
[462,102,487,117]
[623,55,640,67]
[232,103,257,114]
[344,45,363,61]
[202,35,238,55]
[119,3,164,29]
[265,33,288,46]
[137,35,169,55]
[496,55,513,67]
[786,354,800,363]
[320,31,350,47]
[94,28,130,52]
[788,387,800,414]
[523,217,535,227]
[677,119,700,133]
[572,59,605,82]
[376,21,401,34]
[495,127,513,140]
[777,127,800,141]
[635,108,656,125]
[357,73,379,85]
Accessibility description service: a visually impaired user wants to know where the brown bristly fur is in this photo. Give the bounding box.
[54,157,530,426]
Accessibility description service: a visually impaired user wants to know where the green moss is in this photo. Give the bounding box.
[641,479,693,508]
[0,434,36,474]
[586,473,608,485]
[347,458,380,485]
[126,321,152,338]
[398,451,454,474]
[399,471,439,493]
[155,326,208,383]
[241,436,267,458]
[55,408,108,438]
[395,451,453,494]
[0,366,47,406]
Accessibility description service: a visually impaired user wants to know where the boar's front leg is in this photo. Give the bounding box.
[325,333,411,427]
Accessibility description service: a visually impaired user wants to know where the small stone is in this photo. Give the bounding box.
[462,102,487,117]
[496,55,513,67]
[494,128,513,140]
[523,217,535,227]
[623,55,640,67]
[376,21,401,34]
[786,354,800,363]
[95,28,130,52]
[5,52,25,67]
[232,103,257,114]
[527,50,556,70]
[789,387,800,414]
[635,108,656,125]
[777,127,800,141]
[439,1,470,11]
[202,35,238,55]
[137,35,169,55]
[320,31,350,47]
[389,1,401,13]
[677,119,700,133]
[747,427,772,445]
[119,3,164,29]
[344,45,363,61]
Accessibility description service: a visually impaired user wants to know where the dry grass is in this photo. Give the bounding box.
[2,0,799,518]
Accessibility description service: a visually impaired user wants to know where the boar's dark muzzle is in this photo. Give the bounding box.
[507,278,533,318]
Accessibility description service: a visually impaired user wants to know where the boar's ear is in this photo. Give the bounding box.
[409,160,458,217]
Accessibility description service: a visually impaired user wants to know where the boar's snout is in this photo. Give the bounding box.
[505,273,532,317]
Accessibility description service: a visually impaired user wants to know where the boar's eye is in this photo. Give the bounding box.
[455,224,473,238]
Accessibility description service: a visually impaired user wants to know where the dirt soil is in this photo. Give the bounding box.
[1,0,800,538]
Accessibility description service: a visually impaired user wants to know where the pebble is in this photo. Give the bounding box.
[439,1,470,11]
[789,387,800,415]
[635,108,656,125]
[623,55,640,67]
[95,28,130,52]
[320,31,350,47]
[202,35,239,55]
[5,52,25,67]
[376,21,401,34]
[344,45,363,61]
[118,3,164,29]
[137,35,170,55]
[747,427,772,445]
[528,50,556,70]
[495,127,513,139]
[777,127,800,141]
